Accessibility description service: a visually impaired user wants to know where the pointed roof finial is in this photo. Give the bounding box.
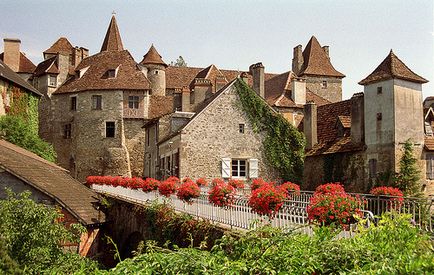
[100,15,124,52]
[112,10,116,16]
[140,44,167,67]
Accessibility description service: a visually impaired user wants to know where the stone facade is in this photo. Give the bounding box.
[305,76,342,103]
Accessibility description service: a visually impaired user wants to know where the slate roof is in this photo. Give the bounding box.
[359,50,428,85]
[299,36,345,78]
[44,37,73,55]
[0,139,105,226]
[33,56,59,76]
[0,59,41,96]
[100,15,124,52]
[0,52,36,74]
[140,45,167,67]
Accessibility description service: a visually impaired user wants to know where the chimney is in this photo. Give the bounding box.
[240,72,249,84]
[290,77,306,105]
[350,93,364,144]
[322,46,329,58]
[215,76,226,92]
[249,62,265,98]
[192,78,212,105]
[3,38,21,72]
[181,86,191,112]
[303,101,318,150]
[292,45,303,75]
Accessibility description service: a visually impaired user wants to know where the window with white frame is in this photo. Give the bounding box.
[128,95,140,109]
[222,158,258,179]
[231,159,247,178]
[49,75,57,87]
[426,155,434,180]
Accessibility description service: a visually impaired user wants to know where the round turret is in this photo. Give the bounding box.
[140,45,167,96]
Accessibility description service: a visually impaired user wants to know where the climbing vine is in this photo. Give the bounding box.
[6,84,39,134]
[234,79,305,182]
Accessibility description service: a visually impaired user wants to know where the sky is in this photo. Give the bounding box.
[0,0,433,99]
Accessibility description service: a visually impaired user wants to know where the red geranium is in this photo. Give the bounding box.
[125,177,145,189]
[196,177,208,187]
[314,183,345,196]
[228,178,245,189]
[158,176,179,197]
[248,183,286,217]
[251,178,267,191]
[208,182,235,207]
[143,178,160,192]
[370,186,404,209]
[177,179,200,204]
[211,178,225,187]
[279,182,301,198]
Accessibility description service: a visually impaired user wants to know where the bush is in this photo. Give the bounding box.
[176,179,200,204]
[279,182,300,198]
[228,178,245,189]
[158,177,179,197]
[248,183,286,217]
[208,181,235,208]
[196,177,208,187]
[250,178,267,191]
[313,182,345,195]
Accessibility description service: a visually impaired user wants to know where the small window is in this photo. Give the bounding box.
[92,95,102,110]
[71,96,77,111]
[369,159,377,179]
[239,124,245,133]
[377,87,382,94]
[321,80,327,89]
[426,155,434,180]
[63,124,71,139]
[128,96,140,109]
[49,75,57,87]
[105,121,115,138]
[154,70,159,75]
[107,69,116,78]
[232,159,247,178]
[377,113,382,121]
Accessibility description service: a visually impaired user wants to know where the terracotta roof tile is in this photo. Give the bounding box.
[299,36,345,78]
[54,50,150,94]
[317,99,352,143]
[359,50,428,85]
[306,136,364,156]
[148,95,174,119]
[425,136,434,151]
[44,37,73,55]
[140,45,167,67]
[0,139,105,225]
[100,16,124,52]
[0,59,41,96]
[34,56,59,76]
[337,115,351,128]
[0,52,36,74]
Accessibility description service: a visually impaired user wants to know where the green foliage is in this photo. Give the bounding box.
[0,115,56,162]
[396,139,422,196]
[170,56,187,67]
[6,84,39,135]
[235,79,305,182]
[102,212,434,274]
[0,190,99,274]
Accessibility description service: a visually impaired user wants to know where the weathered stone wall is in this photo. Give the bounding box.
[143,123,158,178]
[179,85,278,181]
[306,76,342,103]
[123,119,146,177]
[146,64,166,96]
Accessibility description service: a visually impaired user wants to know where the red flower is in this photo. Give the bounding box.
[143,178,160,192]
[158,177,179,197]
[208,181,235,207]
[228,178,245,189]
[248,183,286,217]
[251,178,267,191]
[211,178,225,187]
[370,186,404,210]
[279,182,301,198]
[196,177,208,187]
[314,182,345,196]
[177,180,200,204]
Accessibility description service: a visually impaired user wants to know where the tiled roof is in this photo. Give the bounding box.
[54,50,150,94]
[359,50,428,85]
[337,115,351,128]
[44,37,73,55]
[148,95,174,119]
[0,59,41,96]
[425,136,434,151]
[0,139,105,225]
[306,136,364,156]
[317,99,352,143]
[299,36,345,78]
[34,56,59,76]
[100,15,124,52]
[0,52,36,74]
[140,45,167,67]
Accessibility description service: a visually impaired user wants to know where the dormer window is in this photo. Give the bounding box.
[321,80,327,88]
[107,69,116,78]
[49,75,57,87]
[377,87,382,94]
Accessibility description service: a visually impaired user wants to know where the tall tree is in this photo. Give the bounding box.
[395,139,422,196]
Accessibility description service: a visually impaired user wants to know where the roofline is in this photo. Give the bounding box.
[0,60,41,96]
[359,75,428,86]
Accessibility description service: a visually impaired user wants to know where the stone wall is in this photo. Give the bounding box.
[306,76,342,103]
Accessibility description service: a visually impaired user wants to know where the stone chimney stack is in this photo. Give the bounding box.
[303,101,318,150]
[181,86,191,112]
[290,77,306,105]
[350,93,364,144]
[322,46,329,57]
[3,38,21,72]
[249,62,265,98]
[292,45,304,75]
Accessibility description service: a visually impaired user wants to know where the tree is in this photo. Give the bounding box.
[170,56,187,67]
[395,139,422,197]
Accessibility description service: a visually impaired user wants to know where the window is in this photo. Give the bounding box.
[426,155,434,180]
[92,95,102,110]
[154,70,159,75]
[377,87,382,94]
[321,80,327,88]
[239,124,245,134]
[70,96,77,111]
[105,121,115,138]
[63,124,71,139]
[369,159,377,178]
[232,159,247,178]
[107,69,116,78]
[49,75,57,87]
[377,113,382,121]
[128,96,140,109]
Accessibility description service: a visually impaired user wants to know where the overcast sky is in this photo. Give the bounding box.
[1,0,432,99]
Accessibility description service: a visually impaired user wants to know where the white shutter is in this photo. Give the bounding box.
[221,158,231,178]
[249,158,259,179]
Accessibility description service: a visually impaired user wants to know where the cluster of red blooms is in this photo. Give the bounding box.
[307,183,363,228]
[370,186,404,209]
[208,181,236,207]
[86,176,159,192]
[228,179,245,189]
[251,178,267,191]
[176,178,200,203]
[158,176,180,197]
[248,183,286,217]
[279,181,301,198]
[196,177,208,187]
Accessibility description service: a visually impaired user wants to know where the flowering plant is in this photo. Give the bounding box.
[370,186,404,210]
[307,183,362,228]
[248,183,286,217]
[158,176,179,197]
[279,182,300,198]
[211,178,225,187]
[228,178,245,189]
[196,177,208,187]
[250,178,267,191]
[208,181,235,207]
[143,178,160,192]
[125,177,145,189]
[177,179,200,204]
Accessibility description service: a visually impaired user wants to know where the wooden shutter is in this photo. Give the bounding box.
[221,158,231,178]
[427,156,434,180]
[249,159,259,179]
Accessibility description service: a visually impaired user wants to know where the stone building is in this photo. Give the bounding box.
[0,38,36,82]
[302,50,433,196]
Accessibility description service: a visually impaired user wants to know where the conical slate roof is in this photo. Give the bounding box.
[140,45,167,67]
[100,15,124,52]
[359,50,428,85]
[299,36,345,78]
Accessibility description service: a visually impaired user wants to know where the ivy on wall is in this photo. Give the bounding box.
[6,84,39,134]
[234,79,305,183]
